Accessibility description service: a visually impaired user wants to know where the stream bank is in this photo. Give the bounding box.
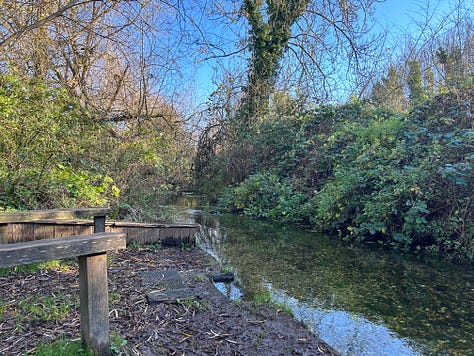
[0,243,337,355]
[171,196,474,355]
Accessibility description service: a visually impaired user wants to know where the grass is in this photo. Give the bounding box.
[33,332,127,355]
[177,298,205,311]
[253,291,272,304]
[179,242,195,251]
[252,291,293,316]
[192,273,208,282]
[110,332,128,355]
[16,293,79,322]
[0,259,72,277]
[109,292,121,305]
[0,297,5,322]
[127,240,162,251]
[33,338,91,356]
[220,264,234,273]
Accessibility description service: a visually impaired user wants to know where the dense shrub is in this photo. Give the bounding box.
[0,73,192,220]
[217,91,474,261]
[0,74,118,209]
[219,172,307,224]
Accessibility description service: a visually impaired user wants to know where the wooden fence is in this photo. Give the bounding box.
[0,208,126,355]
[0,219,200,246]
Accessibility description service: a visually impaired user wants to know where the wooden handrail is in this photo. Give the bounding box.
[0,232,126,268]
[1,210,123,356]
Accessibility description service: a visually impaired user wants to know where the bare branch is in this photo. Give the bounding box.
[0,0,97,50]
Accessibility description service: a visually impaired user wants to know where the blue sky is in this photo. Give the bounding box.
[374,0,452,32]
[375,0,425,28]
[190,1,455,105]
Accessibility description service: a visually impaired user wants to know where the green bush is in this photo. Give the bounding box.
[306,102,473,259]
[0,73,118,209]
[215,92,474,261]
[0,73,192,219]
[219,172,308,223]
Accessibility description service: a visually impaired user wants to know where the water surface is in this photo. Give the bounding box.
[173,199,474,355]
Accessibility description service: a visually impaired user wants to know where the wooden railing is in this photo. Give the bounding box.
[0,208,126,356]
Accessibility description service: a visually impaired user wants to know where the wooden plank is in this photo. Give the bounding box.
[143,227,158,244]
[79,253,111,355]
[55,225,75,238]
[31,219,93,226]
[0,232,126,268]
[0,208,111,223]
[108,221,200,229]
[129,227,142,243]
[0,223,8,243]
[2,220,200,245]
[73,225,93,236]
[12,223,35,242]
[33,223,55,240]
[108,225,128,240]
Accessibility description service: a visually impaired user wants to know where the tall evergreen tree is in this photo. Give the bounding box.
[407,60,425,104]
[436,46,466,90]
[370,66,407,112]
[423,66,436,98]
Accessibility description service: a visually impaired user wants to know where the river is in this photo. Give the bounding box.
[172,196,474,356]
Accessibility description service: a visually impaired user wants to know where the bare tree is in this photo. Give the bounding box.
[186,0,381,126]
[364,0,474,103]
[0,0,90,50]
[0,1,197,123]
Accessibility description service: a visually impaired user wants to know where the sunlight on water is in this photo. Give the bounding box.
[269,286,420,355]
[172,199,474,355]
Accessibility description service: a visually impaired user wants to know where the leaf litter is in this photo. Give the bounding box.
[0,245,338,355]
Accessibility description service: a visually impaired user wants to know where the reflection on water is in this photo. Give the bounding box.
[268,287,419,355]
[173,200,473,355]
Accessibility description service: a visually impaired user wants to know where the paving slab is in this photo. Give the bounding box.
[140,269,196,304]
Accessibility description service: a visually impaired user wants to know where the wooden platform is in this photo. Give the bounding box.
[0,219,200,246]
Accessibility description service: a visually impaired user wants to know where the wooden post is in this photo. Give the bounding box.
[94,215,106,234]
[0,209,124,355]
[0,223,7,243]
[79,214,111,355]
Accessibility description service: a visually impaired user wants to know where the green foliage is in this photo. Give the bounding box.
[16,293,79,322]
[214,90,474,261]
[33,333,127,355]
[0,73,118,209]
[240,0,309,121]
[310,100,473,259]
[253,113,310,177]
[436,46,471,90]
[252,290,273,305]
[407,60,426,104]
[110,332,128,354]
[0,72,192,219]
[103,115,192,222]
[33,338,92,356]
[177,298,204,311]
[0,260,70,277]
[0,297,5,322]
[370,66,408,112]
[307,115,419,240]
[219,172,307,224]
[251,291,293,316]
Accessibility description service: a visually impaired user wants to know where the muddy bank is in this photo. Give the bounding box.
[0,245,338,355]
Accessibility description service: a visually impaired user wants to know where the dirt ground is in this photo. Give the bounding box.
[0,244,339,355]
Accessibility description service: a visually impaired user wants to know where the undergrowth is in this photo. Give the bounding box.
[215,90,474,262]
